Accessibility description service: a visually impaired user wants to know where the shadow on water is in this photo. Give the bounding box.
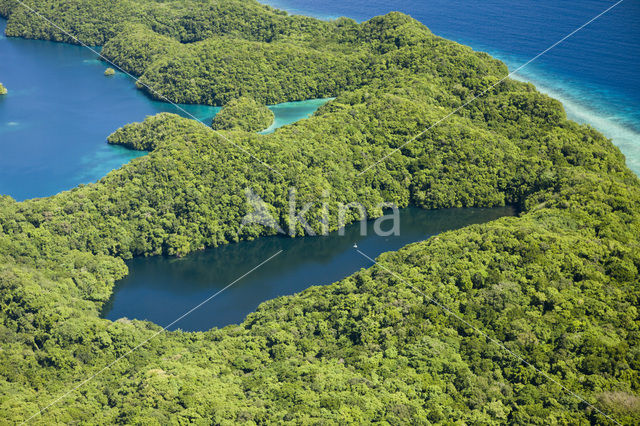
[102,206,515,331]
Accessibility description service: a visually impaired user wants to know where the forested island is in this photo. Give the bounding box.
[0,82,6,95]
[0,0,639,424]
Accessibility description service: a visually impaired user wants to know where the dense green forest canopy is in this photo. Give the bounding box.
[211,97,274,132]
[0,0,639,424]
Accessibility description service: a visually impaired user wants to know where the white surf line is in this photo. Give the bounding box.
[11,0,284,178]
[21,250,283,424]
[355,249,621,425]
[358,0,625,176]
[508,72,640,175]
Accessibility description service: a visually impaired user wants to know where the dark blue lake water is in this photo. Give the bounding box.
[0,18,327,201]
[103,206,515,331]
[266,0,640,174]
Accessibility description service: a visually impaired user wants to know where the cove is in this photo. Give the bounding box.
[102,206,515,331]
[0,18,329,201]
[260,98,334,134]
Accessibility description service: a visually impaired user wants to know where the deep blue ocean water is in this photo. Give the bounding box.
[265,0,640,174]
[0,18,327,200]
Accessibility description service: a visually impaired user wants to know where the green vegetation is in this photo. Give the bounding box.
[0,1,639,424]
[211,97,274,132]
[0,82,6,95]
[103,67,115,76]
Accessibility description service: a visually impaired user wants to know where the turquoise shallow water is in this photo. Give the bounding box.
[261,98,334,134]
[0,18,328,201]
[264,0,640,175]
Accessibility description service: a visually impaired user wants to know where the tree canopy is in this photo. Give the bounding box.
[211,97,274,132]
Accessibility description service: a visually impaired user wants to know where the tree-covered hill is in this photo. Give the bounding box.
[0,0,328,45]
[0,0,639,424]
[211,97,274,132]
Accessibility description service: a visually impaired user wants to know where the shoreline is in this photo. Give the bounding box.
[510,71,640,175]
